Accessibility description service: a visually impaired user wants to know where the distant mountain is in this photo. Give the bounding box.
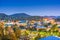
[43,16,60,21]
[0,13,7,17]
[0,13,31,20]
[27,16,43,20]
[0,13,60,20]
[0,13,8,20]
[54,16,60,21]
[10,13,30,17]
[9,13,30,20]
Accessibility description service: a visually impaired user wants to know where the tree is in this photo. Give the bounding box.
[51,24,58,31]
[15,29,21,38]
[9,32,17,40]
[35,33,41,40]
[0,22,5,40]
[12,24,21,39]
[1,35,11,40]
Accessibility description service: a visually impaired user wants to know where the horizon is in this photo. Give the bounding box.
[1,13,60,16]
[0,0,60,16]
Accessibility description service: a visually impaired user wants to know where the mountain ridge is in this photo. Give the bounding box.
[0,13,30,20]
[0,13,60,20]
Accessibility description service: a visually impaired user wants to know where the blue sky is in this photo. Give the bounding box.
[0,0,60,16]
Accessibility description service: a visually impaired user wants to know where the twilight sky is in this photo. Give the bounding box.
[0,0,60,16]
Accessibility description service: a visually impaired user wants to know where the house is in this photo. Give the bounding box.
[18,20,28,27]
[57,25,60,32]
[36,25,46,31]
[43,18,55,24]
[4,22,14,27]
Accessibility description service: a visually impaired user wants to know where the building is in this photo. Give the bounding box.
[18,20,28,27]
